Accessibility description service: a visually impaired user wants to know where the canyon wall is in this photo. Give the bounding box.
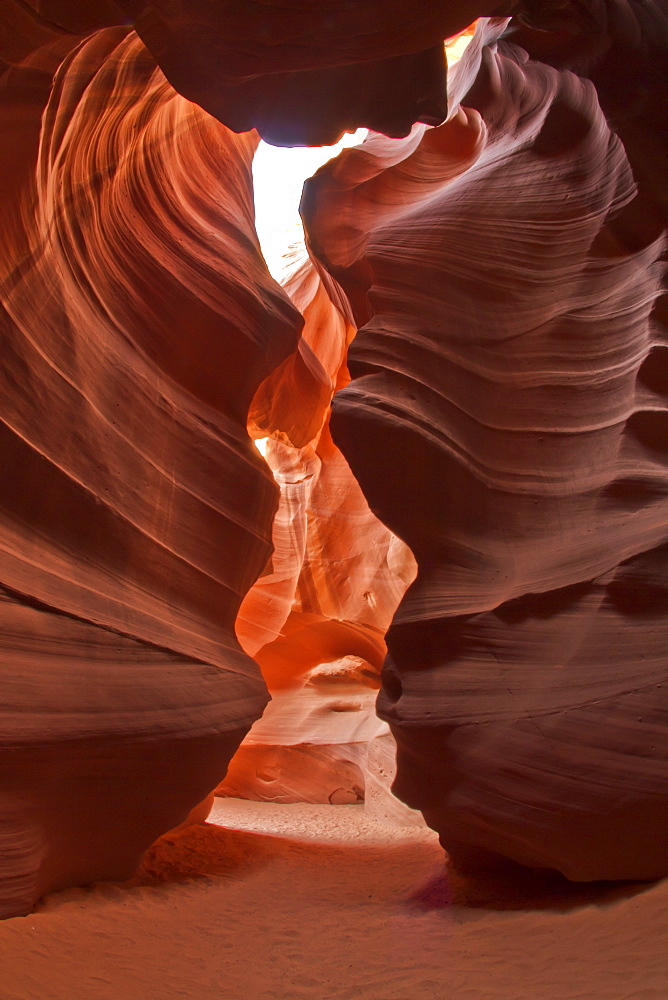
[0,11,300,916]
[303,12,668,880]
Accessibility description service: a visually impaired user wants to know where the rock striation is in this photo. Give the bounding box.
[0,11,300,916]
[302,13,668,880]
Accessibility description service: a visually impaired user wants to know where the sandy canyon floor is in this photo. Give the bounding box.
[1,798,666,1000]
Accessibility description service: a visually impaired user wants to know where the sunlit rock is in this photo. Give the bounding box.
[232,262,416,804]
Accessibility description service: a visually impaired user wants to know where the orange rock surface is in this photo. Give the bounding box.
[0,11,300,916]
[230,260,416,802]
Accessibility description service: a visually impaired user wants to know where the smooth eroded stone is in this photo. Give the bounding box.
[302,17,668,880]
[0,11,301,915]
[20,0,513,143]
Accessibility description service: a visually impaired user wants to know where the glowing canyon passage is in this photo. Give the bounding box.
[0,0,666,936]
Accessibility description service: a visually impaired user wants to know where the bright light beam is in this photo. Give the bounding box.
[252,130,366,282]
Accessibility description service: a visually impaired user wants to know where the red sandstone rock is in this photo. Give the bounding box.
[21,0,514,144]
[0,13,301,916]
[302,16,668,880]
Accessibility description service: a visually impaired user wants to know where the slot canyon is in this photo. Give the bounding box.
[0,2,667,998]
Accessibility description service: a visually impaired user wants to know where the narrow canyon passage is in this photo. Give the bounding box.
[222,132,419,812]
[0,8,666,981]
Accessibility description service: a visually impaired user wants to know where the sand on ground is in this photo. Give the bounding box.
[1,798,666,1000]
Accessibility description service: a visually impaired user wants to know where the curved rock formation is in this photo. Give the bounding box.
[21,0,514,144]
[302,14,668,880]
[0,14,301,916]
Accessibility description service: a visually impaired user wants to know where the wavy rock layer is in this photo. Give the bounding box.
[0,14,301,916]
[303,18,668,880]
